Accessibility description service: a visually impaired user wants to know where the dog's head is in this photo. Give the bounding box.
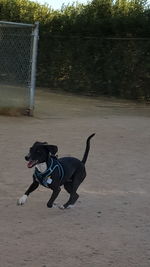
[25,142,58,168]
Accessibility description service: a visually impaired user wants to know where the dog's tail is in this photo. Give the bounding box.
[82,133,95,164]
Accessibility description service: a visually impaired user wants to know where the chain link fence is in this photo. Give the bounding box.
[0,21,39,115]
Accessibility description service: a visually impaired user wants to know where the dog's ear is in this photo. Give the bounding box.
[32,141,48,147]
[44,145,58,155]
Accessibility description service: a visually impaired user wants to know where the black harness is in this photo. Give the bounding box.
[33,156,64,188]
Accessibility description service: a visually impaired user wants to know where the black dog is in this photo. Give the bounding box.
[18,134,95,209]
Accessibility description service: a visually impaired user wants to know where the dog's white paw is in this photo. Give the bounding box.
[66,204,75,209]
[58,204,75,209]
[59,205,65,210]
[17,195,28,205]
[53,203,58,208]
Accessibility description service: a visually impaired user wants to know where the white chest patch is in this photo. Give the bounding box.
[36,162,47,173]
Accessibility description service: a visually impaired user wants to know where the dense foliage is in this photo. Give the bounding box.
[0,0,150,99]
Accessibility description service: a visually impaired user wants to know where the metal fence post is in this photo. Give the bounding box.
[0,21,39,116]
[29,21,39,116]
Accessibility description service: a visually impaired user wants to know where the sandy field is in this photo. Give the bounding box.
[0,89,150,267]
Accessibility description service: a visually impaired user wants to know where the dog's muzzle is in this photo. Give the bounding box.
[25,155,30,161]
[27,160,38,168]
[25,153,38,168]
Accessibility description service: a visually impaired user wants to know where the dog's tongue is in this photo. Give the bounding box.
[27,161,36,168]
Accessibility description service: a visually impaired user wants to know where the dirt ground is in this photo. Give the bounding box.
[1,88,150,267]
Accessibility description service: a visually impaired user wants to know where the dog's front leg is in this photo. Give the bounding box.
[17,180,39,205]
[47,187,61,208]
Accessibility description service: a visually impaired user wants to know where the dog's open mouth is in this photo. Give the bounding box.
[27,160,38,168]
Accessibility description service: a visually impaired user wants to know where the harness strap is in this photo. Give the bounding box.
[44,157,64,181]
[34,157,64,187]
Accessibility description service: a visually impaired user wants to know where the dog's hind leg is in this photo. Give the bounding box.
[62,182,79,209]
[63,193,79,209]
[61,168,86,209]
[64,182,72,194]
